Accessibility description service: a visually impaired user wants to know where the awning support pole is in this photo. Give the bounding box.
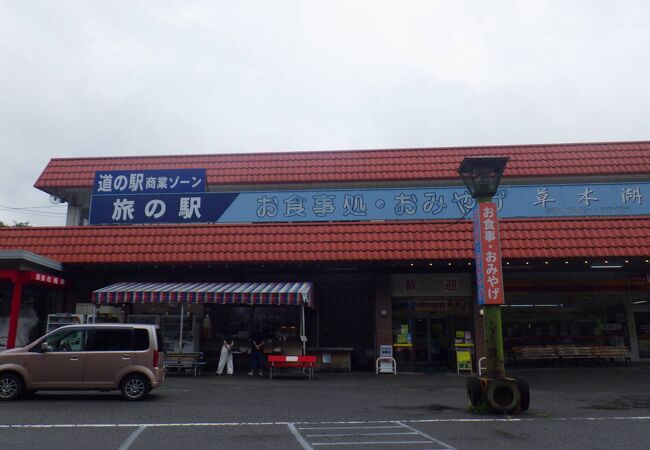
[179,303,185,353]
[6,271,24,350]
[301,304,306,356]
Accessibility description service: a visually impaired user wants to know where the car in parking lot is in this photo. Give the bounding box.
[0,323,165,401]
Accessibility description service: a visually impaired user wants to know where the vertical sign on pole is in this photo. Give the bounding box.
[473,202,505,305]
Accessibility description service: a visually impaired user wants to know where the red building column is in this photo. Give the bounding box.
[7,275,25,349]
[1,269,27,350]
[1,269,66,349]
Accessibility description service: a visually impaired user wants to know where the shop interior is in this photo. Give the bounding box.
[500,298,630,363]
[391,296,474,372]
[204,304,306,354]
[117,302,310,369]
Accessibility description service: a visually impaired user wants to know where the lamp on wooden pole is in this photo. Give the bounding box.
[458,156,509,379]
[458,156,529,414]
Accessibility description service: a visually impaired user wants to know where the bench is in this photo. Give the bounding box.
[164,352,205,376]
[267,355,317,380]
[512,346,559,365]
[591,346,633,364]
[512,345,633,366]
[556,345,596,362]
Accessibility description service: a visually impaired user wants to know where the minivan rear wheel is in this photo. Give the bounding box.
[120,374,149,401]
[0,373,23,401]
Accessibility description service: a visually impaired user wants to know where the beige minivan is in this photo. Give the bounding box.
[0,323,165,401]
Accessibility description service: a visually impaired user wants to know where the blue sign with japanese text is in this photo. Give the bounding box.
[472,207,484,305]
[89,192,237,224]
[88,181,650,225]
[93,169,206,195]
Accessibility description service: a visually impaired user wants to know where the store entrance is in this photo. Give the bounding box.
[413,317,448,366]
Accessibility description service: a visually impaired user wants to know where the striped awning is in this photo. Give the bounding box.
[92,281,314,308]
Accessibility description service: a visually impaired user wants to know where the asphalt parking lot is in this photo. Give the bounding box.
[1,364,650,449]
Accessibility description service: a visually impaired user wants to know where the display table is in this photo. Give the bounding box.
[268,355,317,380]
[164,352,205,376]
[307,347,354,372]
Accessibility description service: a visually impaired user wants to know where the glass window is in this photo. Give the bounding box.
[134,329,150,351]
[91,328,133,351]
[205,305,252,340]
[253,306,299,339]
[44,329,87,352]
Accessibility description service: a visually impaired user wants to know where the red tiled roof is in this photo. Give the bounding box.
[1,217,648,265]
[34,141,650,191]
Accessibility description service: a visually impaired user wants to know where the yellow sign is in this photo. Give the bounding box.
[456,350,472,373]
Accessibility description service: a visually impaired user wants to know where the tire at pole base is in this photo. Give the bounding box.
[466,376,483,407]
[485,378,521,414]
[514,377,530,412]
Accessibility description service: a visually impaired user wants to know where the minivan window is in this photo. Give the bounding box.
[43,329,88,352]
[91,328,133,351]
[134,329,149,351]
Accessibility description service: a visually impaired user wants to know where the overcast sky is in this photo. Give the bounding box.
[1,1,649,226]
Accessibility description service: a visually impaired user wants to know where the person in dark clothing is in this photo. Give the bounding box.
[249,327,265,376]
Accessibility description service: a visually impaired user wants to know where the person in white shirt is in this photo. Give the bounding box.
[216,334,235,375]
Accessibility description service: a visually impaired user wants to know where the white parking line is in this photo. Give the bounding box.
[117,425,147,450]
[310,441,443,446]
[1,415,649,429]
[306,432,418,437]
[288,422,314,450]
[295,421,452,449]
[396,421,457,450]
[299,425,405,430]
[2,416,650,450]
